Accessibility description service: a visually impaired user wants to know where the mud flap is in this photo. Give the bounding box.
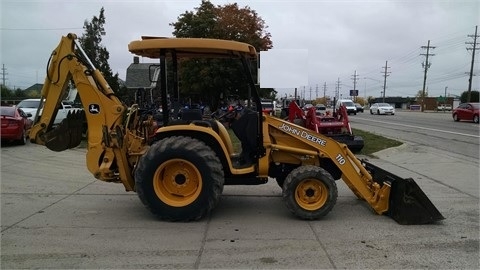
[363,160,445,225]
[45,110,86,152]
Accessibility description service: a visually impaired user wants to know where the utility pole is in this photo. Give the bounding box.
[351,70,359,101]
[335,78,341,100]
[381,61,391,103]
[466,25,478,102]
[420,40,435,112]
[315,84,319,99]
[323,82,327,100]
[1,64,8,87]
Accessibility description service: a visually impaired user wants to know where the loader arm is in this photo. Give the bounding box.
[30,33,148,191]
[264,115,444,224]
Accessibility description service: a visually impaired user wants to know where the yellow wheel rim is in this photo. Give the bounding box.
[153,159,202,207]
[295,179,328,211]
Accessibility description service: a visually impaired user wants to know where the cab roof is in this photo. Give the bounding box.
[128,37,257,59]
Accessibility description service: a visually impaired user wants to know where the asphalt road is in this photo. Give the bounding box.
[1,116,479,269]
[350,110,479,160]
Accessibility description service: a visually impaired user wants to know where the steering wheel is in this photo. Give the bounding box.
[212,104,244,122]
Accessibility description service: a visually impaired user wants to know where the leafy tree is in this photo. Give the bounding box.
[78,7,119,92]
[1,85,13,98]
[416,89,428,98]
[460,90,479,103]
[170,0,273,109]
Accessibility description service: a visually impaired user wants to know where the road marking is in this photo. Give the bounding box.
[354,118,480,138]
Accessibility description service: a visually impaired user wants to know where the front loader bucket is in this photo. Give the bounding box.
[45,110,85,152]
[363,160,445,225]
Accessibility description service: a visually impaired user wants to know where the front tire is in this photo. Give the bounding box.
[282,166,337,220]
[135,136,224,221]
[474,114,479,124]
[453,114,459,121]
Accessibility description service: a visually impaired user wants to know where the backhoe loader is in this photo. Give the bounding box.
[30,33,444,224]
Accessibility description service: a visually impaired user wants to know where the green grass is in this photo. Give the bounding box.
[352,128,402,156]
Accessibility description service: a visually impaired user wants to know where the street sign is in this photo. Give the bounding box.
[350,90,359,96]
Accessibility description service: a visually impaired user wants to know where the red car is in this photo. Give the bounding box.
[452,102,479,124]
[1,106,33,145]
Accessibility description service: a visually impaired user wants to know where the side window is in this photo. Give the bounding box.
[18,109,26,117]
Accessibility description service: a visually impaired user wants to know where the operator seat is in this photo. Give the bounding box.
[181,109,203,121]
[231,108,258,165]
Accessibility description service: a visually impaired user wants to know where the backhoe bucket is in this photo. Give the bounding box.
[45,110,85,152]
[363,160,445,225]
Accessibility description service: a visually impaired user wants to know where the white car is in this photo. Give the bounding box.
[336,99,357,115]
[17,98,81,124]
[370,103,395,115]
[315,104,326,115]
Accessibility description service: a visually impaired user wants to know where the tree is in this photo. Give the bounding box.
[78,7,119,92]
[460,90,479,103]
[170,0,273,109]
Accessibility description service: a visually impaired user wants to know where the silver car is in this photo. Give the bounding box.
[370,103,395,115]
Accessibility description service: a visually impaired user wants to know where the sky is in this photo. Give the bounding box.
[1,0,479,100]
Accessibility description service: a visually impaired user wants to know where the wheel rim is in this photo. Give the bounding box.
[294,179,328,211]
[153,159,202,207]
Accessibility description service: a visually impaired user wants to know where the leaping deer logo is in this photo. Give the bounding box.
[89,104,100,114]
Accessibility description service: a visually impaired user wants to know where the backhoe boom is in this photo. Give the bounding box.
[30,33,149,191]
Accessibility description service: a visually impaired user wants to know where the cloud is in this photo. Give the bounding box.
[1,0,478,99]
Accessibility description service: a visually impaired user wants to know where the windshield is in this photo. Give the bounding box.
[17,100,41,109]
[471,103,480,109]
[379,103,391,107]
[342,101,355,107]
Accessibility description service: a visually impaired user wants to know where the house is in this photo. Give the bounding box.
[125,56,161,106]
[125,56,155,89]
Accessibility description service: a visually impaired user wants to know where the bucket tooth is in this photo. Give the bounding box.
[45,110,86,152]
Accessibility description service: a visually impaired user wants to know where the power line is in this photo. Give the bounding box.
[0,27,83,31]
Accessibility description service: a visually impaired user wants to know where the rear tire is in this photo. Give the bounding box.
[135,136,224,221]
[17,129,27,145]
[282,165,337,220]
[474,114,479,124]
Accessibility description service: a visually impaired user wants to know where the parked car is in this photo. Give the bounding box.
[354,103,364,113]
[370,103,395,115]
[336,99,357,115]
[17,98,82,124]
[1,106,33,145]
[437,104,452,111]
[452,102,479,124]
[315,103,326,115]
[303,103,314,111]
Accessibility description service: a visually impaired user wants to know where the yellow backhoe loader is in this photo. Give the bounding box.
[30,33,444,224]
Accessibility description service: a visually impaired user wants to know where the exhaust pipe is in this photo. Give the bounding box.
[363,160,445,225]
